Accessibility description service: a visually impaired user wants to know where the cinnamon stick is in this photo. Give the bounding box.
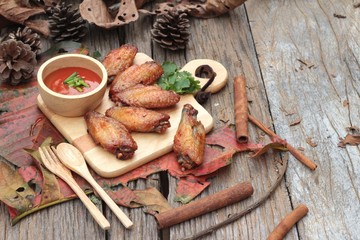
[267,204,309,240]
[248,114,317,170]
[234,75,249,143]
[155,181,254,229]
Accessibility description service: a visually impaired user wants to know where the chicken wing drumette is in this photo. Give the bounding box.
[102,44,138,78]
[85,111,137,160]
[109,61,164,96]
[111,84,180,109]
[106,106,171,133]
[173,104,206,171]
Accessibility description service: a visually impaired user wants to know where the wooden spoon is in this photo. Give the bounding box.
[54,143,133,229]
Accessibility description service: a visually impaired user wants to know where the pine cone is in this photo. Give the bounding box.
[7,26,41,54]
[151,10,191,51]
[0,40,37,86]
[46,2,87,42]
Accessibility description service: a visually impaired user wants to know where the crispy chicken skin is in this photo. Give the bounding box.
[111,84,180,109]
[102,44,138,77]
[105,106,171,133]
[85,111,137,160]
[109,61,164,96]
[173,104,206,171]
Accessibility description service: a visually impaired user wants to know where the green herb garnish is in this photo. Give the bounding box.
[157,61,201,94]
[63,72,89,92]
[92,50,102,59]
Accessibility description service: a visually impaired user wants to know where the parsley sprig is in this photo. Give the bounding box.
[63,72,89,92]
[157,62,201,94]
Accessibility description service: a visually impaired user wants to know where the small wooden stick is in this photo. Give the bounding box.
[248,114,317,170]
[234,75,249,143]
[155,181,254,229]
[267,204,309,240]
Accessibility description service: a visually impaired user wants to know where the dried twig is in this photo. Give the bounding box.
[333,13,346,18]
[180,155,288,240]
[248,115,317,170]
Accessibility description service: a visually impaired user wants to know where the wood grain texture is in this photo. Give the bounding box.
[246,0,360,239]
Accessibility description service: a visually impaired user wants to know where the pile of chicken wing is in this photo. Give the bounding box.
[85,44,205,170]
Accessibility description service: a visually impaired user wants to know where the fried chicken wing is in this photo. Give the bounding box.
[111,84,180,109]
[85,111,137,160]
[105,106,171,133]
[173,104,206,171]
[102,44,138,77]
[109,61,164,96]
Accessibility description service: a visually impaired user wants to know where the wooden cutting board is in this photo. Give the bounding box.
[37,53,228,178]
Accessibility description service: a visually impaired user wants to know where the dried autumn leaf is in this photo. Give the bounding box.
[251,138,288,158]
[148,0,247,18]
[131,188,172,214]
[0,159,36,216]
[338,127,360,147]
[174,175,211,204]
[0,0,52,36]
[0,84,64,167]
[24,138,62,205]
[104,186,171,215]
[79,0,139,29]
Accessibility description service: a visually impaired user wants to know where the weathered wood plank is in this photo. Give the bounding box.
[246,0,360,239]
[0,198,106,240]
[162,5,297,240]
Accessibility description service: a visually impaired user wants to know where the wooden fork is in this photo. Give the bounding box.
[39,146,110,230]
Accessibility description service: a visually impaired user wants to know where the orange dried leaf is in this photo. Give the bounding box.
[251,138,288,158]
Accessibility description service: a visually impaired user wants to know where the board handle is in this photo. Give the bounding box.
[181,59,228,94]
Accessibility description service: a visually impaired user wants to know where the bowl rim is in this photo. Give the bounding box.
[37,53,108,99]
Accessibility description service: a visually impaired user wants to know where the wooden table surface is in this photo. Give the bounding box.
[1,0,360,239]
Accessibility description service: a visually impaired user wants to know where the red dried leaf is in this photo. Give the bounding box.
[0,84,64,167]
[106,186,141,207]
[174,175,211,204]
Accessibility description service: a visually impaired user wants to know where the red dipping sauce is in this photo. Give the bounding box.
[44,67,101,95]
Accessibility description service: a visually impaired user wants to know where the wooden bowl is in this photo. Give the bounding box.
[37,54,107,117]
